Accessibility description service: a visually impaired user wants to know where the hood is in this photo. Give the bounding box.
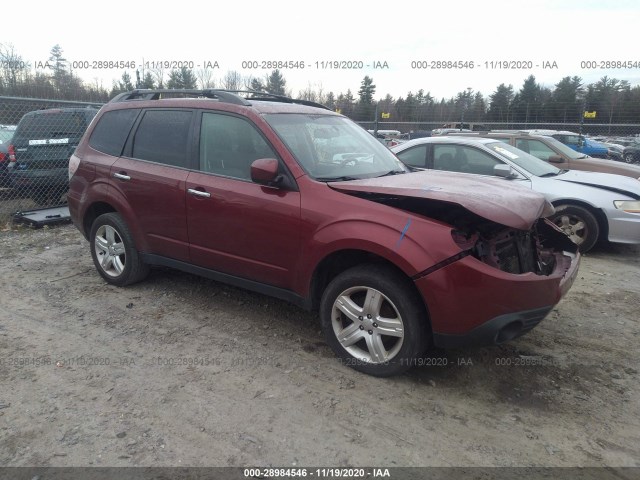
[555,170,640,199]
[571,156,640,178]
[329,170,553,230]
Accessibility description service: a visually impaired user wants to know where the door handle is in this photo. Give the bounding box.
[113,172,131,181]
[188,188,211,198]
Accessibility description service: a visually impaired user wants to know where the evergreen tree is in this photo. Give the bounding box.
[167,67,197,89]
[357,76,376,104]
[550,76,583,122]
[265,69,286,95]
[48,44,67,79]
[325,92,336,111]
[488,84,514,122]
[140,71,156,89]
[249,77,264,92]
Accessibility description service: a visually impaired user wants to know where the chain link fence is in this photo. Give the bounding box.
[0,96,103,221]
[357,121,640,137]
[2,95,640,222]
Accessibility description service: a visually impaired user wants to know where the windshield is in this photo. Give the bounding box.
[14,110,94,141]
[540,136,585,159]
[264,114,408,180]
[487,141,561,177]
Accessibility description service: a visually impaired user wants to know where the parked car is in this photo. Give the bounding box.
[522,130,609,158]
[68,89,580,377]
[8,107,98,204]
[392,136,640,252]
[431,128,473,135]
[623,143,640,164]
[601,141,625,162]
[447,131,640,179]
[0,125,16,188]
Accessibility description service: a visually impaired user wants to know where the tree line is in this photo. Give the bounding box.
[2,44,640,125]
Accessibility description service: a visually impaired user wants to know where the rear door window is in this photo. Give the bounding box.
[131,110,193,168]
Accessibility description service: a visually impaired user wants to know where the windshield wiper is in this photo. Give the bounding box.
[317,175,361,182]
[376,170,406,177]
[539,171,561,177]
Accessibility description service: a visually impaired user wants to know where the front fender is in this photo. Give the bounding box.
[296,215,458,296]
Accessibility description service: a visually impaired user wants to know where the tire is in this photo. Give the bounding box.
[549,204,600,253]
[320,264,428,377]
[623,153,637,164]
[89,213,149,286]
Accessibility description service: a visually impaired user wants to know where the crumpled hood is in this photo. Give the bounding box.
[555,170,640,199]
[329,170,553,230]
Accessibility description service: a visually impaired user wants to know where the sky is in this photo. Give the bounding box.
[4,0,640,100]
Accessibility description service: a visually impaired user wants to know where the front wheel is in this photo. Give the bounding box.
[623,153,637,164]
[549,204,600,253]
[320,264,428,377]
[89,213,149,286]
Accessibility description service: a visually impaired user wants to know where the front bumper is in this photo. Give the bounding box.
[415,249,580,346]
[432,305,554,348]
[605,208,640,244]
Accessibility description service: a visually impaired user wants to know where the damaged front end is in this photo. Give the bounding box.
[453,217,578,277]
[353,191,578,279]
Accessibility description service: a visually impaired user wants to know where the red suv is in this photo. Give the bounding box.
[68,89,580,376]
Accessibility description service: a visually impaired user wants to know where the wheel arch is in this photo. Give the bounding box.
[81,195,149,252]
[308,249,432,335]
[82,201,118,239]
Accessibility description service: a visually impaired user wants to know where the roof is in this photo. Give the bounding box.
[108,89,334,115]
[406,136,500,146]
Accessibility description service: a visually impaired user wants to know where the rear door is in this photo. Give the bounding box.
[185,111,301,289]
[111,109,195,262]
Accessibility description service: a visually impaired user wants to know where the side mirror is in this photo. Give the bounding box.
[493,164,517,178]
[250,158,281,186]
[548,155,564,164]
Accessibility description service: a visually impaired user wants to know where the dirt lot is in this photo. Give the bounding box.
[0,223,638,468]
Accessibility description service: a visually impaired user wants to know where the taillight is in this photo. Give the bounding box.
[0,152,5,162]
[69,154,81,180]
[8,144,16,162]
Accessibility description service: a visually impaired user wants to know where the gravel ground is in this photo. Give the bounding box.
[0,223,638,467]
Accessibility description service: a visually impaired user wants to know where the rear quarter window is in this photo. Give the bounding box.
[89,109,140,157]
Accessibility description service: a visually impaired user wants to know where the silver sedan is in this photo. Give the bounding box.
[391,136,640,252]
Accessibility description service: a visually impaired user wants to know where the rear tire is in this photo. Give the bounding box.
[320,264,428,377]
[89,213,149,286]
[550,204,600,253]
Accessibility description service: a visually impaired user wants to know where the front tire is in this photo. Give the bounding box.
[550,204,600,252]
[320,264,428,377]
[89,213,149,286]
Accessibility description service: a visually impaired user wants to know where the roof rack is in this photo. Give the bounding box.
[109,89,330,110]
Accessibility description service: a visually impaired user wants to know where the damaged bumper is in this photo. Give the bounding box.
[415,220,581,348]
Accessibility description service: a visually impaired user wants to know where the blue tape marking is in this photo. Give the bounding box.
[395,219,412,249]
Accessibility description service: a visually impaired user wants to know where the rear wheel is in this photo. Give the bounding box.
[89,213,149,286]
[550,204,600,252]
[320,264,428,377]
[623,152,637,164]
